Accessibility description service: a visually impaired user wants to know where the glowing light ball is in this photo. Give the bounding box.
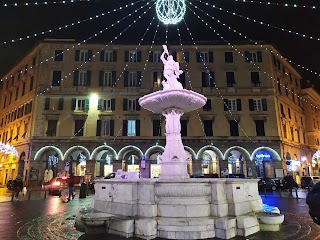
[156,0,186,25]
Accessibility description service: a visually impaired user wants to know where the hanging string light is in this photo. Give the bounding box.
[233,0,318,10]
[1,0,90,7]
[156,0,186,25]
[0,142,18,156]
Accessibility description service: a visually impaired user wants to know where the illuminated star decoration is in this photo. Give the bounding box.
[156,0,186,25]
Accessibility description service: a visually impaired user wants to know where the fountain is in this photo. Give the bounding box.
[80,45,283,239]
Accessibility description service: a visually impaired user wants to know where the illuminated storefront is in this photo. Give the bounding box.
[254,150,273,178]
[201,150,219,176]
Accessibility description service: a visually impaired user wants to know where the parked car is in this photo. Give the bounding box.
[258,177,277,191]
[88,172,116,191]
[301,176,320,189]
[47,176,81,195]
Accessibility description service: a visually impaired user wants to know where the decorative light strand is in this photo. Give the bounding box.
[1,0,147,45]
[233,0,319,10]
[188,2,320,109]
[193,0,320,41]
[1,0,90,7]
[0,142,18,156]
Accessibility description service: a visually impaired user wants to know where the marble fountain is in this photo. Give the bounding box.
[78,45,284,239]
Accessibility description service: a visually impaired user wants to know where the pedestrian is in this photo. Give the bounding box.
[68,173,75,202]
[306,182,320,225]
[13,175,23,199]
[284,173,298,193]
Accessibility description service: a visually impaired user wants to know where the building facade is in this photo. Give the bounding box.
[0,39,318,185]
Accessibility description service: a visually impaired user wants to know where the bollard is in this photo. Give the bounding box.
[11,190,14,202]
[295,188,298,199]
[28,190,31,200]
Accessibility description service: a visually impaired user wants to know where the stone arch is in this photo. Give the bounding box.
[63,145,90,161]
[117,145,143,160]
[90,145,117,160]
[196,145,223,161]
[223,146,251,161]
[184,146,196,160]
[251,147,281,161]
[34,146,63,161]
[145,145,165,159]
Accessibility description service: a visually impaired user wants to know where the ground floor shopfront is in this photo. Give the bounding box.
[26,140,291,184]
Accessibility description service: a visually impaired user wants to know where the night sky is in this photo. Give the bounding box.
[0,0,320,89]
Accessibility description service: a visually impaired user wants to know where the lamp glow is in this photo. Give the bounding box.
[156,0,186,25]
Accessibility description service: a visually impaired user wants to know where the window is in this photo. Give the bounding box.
[151,51,161,63]
[288,108,291,119]
[226,72,235,87]
[96,119,114,136]
[153,120,161,136]
[73,70,91,86]
[44,98,50,110]
[277,79,282,94]
[32,57,36,67]
[181,120,188,136]
[285,85,289,97]
[224,99,241,111]
[125,50,141,62]
[203,99,212,111]
[152,72,163,87]
[122,120,140,136]
[100,50,117,62]
[74,120,85,136]
[301,116,303,126]
[47,120,57,136]
[255,120,265,136]
[58,98,64,110]
[290,126,294,141]
[123,99,140,111]
[249,99,267,111]
[98,99,115,111]
[280,103,285,117]
[71,98,90,111]
[76,99,86,111]
[104,72,112,86]
[175,51,189,63]
[99,71,115,87]
[54,50,64,61]
[15,87,19,100]
[202,71,215,87]
[244,51,262,62]
[204,120,213,136]
[52,71,62,86]
[229,120,239,136]
[29,76,34,91]
[24,64,28,74]
[21,82,26,96]
[251,72,260,87]
[291,89,295,103]
[225,52,233,63]
[197,51,213,63]
[124,71,141,87]
[75,50,92,62]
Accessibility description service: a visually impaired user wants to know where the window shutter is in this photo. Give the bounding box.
[184,52,189,62]
[245,51,250,62]
[137,71,141,87]
[237,99,242,111]
[209,52,214,62]
[262,99,267,111]
[97,99,102,110]
[172,51,177,60]
[257,51,263,62]
[85,98,90,111]
[99,50,105,61]
[210,71,215,86]
[180,72,186,88]
[249,99,254,111]
[122,120,128,136]
[71,98,76,110]
[136,120,140,136]
[44,98,50,110]
[96,120,101,136]
[202,72,206,87]
[113,50,117,62]
[111,99,115,110]
[123,99,128,110]
[137,51,142,62]
[196,52,201,62]
[224,99,228,111]
[110,120,114,136]
[86,70,91,86]
[88,50,93,61]
[124,71,128,87]
[99,70,104,86]
[112,71,116,86]
[75,50,80,61]
[58,98,64,110]
[149,51,153,62]
[73,70,79,86]
[136,99,141,111]
[124,51,129,62]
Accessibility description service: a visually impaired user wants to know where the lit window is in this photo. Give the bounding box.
[129,72,138,87]
[253,99,263,111]
[78,71,87,86]
[227,99,237,111]
[104,72,112,86]
[127,120,136,136]
[76,99,86,111]
[102,99,112,111]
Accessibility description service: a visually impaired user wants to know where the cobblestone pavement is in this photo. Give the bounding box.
[0,190,319,240]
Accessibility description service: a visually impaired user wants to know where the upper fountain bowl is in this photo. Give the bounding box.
[139,89,207,114]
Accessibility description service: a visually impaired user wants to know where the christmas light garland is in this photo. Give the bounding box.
[0,142,18,156]
[1,0,90,7]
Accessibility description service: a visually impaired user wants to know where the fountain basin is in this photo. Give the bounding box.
[139,89,207,114]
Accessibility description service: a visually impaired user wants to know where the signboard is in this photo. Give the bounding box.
[254,151,272,161]
[140,155,146,169]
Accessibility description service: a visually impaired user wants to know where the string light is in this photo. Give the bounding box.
[0,142,18,156]
[1,0,147,45]
[233,0,318,10]
[156,0,186,25]
[1,0,90,7]
[193,0,320,41]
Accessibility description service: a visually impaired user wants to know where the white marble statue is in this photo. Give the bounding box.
[160,45,184,90]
